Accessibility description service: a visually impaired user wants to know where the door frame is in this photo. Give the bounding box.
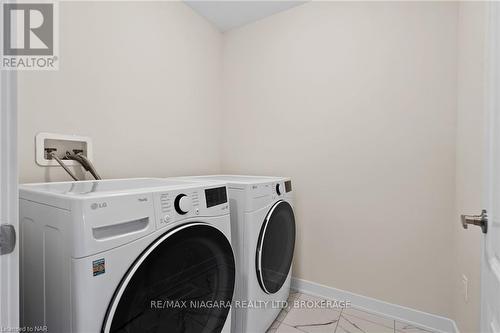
[481,2,500,332]
[0,68,19,327]
[0,0,19,325]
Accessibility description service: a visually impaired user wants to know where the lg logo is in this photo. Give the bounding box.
[3,3,53,56]
[91,202,108,210]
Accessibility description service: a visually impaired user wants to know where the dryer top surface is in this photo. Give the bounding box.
[181,174,288,185]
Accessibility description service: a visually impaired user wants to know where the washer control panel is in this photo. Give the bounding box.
[154,185,228,229]
[274,180,292,197]
[158,192,174,225]
[272,180,292,201]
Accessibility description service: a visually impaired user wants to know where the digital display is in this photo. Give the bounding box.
[205,186,228,208]
[285,180,292,193]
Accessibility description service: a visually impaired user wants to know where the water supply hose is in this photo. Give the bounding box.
[50,152,79,181]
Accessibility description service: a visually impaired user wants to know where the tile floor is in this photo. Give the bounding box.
[267,292,436,333]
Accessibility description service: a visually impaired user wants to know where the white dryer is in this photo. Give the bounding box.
[19,178,235,333]
[179,175,296,333]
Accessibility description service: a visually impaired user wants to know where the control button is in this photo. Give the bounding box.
[163,215,171,224]
[276,183,282,196]
[195,208,199,215]
[174,194,192,215]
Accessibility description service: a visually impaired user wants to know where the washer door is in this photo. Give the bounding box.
[256,200,296,294]
[102,223,235,333]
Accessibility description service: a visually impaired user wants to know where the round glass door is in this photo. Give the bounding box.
[256,200,296,294]
[103,223,235,333]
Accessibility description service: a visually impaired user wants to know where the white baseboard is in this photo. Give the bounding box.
[291,277,459,333]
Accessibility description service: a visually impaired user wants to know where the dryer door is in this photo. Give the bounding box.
[102,223,235,333]
[256,200,296,294]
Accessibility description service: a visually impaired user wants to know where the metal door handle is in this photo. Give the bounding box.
[0,224,16,255]
[461,209,488,234]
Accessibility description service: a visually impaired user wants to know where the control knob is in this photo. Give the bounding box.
[276,183,282,196]
[174,194,192,215]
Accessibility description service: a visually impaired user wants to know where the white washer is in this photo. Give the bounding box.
[19,178,235,333]
[179,175,296,333]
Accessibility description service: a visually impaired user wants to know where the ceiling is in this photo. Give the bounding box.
[185,1,307,32]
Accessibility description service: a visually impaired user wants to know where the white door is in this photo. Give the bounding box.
[479,3,500,332]
[0,69,19,327]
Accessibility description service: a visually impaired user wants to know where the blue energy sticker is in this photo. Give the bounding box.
[92,258,105,276]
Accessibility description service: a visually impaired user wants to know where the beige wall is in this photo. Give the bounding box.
[221,2,458,317]
[18,1,223,183]
[453,2,486,332]
[17,1,486,325]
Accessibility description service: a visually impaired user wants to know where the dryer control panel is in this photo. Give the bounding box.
[154,185,229,229]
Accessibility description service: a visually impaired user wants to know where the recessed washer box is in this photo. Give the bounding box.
[35,132,93,167]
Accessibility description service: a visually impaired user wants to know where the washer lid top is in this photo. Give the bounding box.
[19,178,226,211]
[19,178,203,197]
